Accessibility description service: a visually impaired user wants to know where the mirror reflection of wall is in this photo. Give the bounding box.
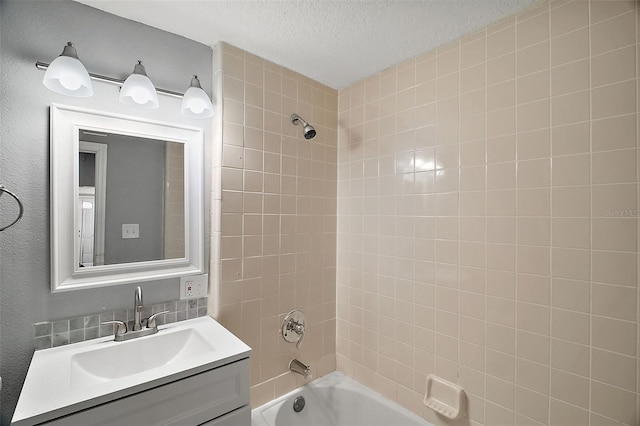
[78,130,185,267]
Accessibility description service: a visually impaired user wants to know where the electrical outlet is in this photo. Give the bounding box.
[122,224,139,239]
[180,274,208,300]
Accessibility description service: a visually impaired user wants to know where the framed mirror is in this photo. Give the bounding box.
[50,104,204,291]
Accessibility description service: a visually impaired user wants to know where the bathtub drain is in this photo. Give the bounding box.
[293,396,305,413]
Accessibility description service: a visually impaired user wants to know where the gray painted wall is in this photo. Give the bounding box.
[101,134,166,265]
[0,1,212,423]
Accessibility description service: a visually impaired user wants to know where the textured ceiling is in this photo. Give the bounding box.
[75,0,541,89]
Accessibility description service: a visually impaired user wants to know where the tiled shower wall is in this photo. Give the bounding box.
[337,1,639,425]
[216,43,338,406]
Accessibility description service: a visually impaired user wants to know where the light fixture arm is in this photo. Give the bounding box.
[35,61,184,99]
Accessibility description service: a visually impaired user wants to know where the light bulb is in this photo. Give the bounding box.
[43,42,93,97]
[181,76,213,119]
[119,61,159,109]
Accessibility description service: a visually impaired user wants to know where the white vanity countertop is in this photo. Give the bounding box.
[12,316,251,426]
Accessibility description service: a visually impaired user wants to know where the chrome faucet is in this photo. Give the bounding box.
[133,286,143,331]
[289,359,312,380]
[101,286,169,342]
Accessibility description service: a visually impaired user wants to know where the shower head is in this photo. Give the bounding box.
[290,113,316,140]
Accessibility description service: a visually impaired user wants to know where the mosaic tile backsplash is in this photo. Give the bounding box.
[33,297,208,350]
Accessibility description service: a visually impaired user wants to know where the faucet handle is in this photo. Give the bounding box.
[101,320,127,336]
[146,310,170,329]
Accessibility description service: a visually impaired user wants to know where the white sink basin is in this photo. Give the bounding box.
[13,316,251,426]
[69,327,215,386]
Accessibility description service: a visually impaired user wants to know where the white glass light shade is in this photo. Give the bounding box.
[43,43,93,97]
[181,76,213,119]
[119,61,159,109]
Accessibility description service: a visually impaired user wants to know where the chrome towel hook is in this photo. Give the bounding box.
[0,185,24,231]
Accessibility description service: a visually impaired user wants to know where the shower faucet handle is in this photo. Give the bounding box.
[282,310,306,349]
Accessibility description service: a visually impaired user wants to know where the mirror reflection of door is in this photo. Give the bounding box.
[78,141,107,267]
[78,186,95,267]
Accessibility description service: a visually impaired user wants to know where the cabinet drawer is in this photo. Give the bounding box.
[44,358,249,426]
[200,405,250,426]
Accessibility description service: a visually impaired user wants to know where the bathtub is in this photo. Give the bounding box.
[251,371,432,426]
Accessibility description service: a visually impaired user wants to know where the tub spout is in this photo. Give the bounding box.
[289,358,312,380]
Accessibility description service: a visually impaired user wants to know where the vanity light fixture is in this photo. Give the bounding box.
[181,76,214,119]
[119,61,159,109]
[42,42,93,97]
[37,44,214,119]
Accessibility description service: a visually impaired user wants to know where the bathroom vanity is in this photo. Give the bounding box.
[12,317,251,425]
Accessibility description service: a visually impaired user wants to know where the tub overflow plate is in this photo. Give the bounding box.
[293,396,305,413]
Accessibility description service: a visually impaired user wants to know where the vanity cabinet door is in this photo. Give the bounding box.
[43,358,249,426]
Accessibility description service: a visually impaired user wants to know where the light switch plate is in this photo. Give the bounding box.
[180,274,208,300]
[122,224,139,239]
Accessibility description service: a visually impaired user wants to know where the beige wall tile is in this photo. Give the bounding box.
[552,308,590,344]
[460,63,486,94]
[518,273,550,305]
[486,348,516,382]
[552,278,590,313]
[551,90,589,127]
[551,122,589,157]
[515,386,549,424]
[517,12,549,50]
[550,398,589,426]
[517,217,550,246]
[592,315,637,356]
[334,4,640,425]
[517,187,551,216]
[517,330,550,364]
[437,46,460,76]
[517,99,550,132]
[487,81,516,112]
[518,41,550,76]
[460,88,486,117]
[591,347,636,391]
[590,0,636,24]
[486,374,515,409]
[590,381,637,425]
[550,368,590,409]
[551,247,590,281]
[518,158,550,188]
[591,250,637,287]
[486,295,515,326]
[517,301,550,335]
[487,162,516,190]
[592,80,636,120]
[592,45,636,88]
[550,28,588,67]
[592,114,637,152]
[487,53,516,85]
[592,218,637,251]
[551,59,589,98]
[590,10,636,56]
[517,128,550,160]
[550,0,589,37]
[552,218,590,249]
[461,36,486,68]
[518,70,550,104]
[487,107,516,137]
[487,189,516,216]
[550,338,590,377]
[552,154,590,186]
[551,185,590,217]
[487,25,515,59]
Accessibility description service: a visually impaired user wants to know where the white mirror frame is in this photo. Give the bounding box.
[50,103,204,292]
